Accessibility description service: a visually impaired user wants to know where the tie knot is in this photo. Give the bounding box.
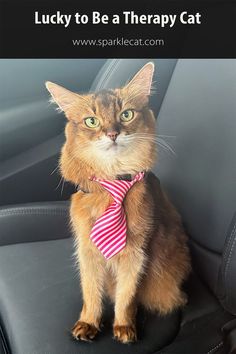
[91,171,145,204]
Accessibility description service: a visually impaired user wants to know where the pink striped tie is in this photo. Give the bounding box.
[90,171,145,259]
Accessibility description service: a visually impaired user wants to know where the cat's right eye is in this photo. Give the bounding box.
[120,109,134,122]
[84,117,100,128]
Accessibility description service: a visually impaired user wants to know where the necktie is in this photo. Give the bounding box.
[90,171,145,259]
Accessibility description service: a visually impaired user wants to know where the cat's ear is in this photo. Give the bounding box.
[45,81,79,114]
[126,62,155,97]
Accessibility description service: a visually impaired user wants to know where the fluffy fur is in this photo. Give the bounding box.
[46,62,191,344]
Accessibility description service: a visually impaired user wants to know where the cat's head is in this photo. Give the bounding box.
[46,62,157,184]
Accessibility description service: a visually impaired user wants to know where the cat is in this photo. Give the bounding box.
[46,62,191,344]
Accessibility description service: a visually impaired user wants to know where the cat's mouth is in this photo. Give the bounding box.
[94,137,127,153]
[106,142,119,151]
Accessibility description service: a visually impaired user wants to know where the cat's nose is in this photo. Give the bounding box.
[107,130,119,141]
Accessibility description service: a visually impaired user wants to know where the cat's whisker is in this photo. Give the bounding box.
[94,142,111,149]
[157,142,176,156]
[50,165,60,175]
[157,134,176,139]
[55,177,63,191]
[61,178,65,196]
[156,137,176,155]
[133,134,176,139]
[94,140,108,146]
[123,134,176,156]
[128,132,176,138]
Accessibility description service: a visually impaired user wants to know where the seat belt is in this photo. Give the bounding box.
[222,318,236,354]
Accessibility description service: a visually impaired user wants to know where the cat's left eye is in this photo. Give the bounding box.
[120,110,134,122]
[84,117,100,128]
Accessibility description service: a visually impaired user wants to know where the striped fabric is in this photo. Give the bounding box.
[90,171,145,259]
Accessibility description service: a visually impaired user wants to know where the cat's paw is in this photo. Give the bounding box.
[113,325,137,343]
[71,320,98,341]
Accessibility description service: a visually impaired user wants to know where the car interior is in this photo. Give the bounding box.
[0,58,236,354]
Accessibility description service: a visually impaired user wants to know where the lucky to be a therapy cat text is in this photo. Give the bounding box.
[34,11,202,28]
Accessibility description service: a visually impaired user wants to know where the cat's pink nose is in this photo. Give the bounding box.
[107,131,119,141]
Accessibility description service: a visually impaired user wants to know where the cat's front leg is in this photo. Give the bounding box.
[113,250,145,343]
[72,247,105,341]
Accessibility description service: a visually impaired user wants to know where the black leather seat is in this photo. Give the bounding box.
[0,59,235,354]
[0,202,233,354]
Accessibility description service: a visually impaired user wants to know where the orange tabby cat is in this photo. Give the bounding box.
[46,62,191,344]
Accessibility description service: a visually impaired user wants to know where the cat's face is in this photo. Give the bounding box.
[46,62,157,179]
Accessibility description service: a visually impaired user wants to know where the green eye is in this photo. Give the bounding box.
[84,117,100,128]
[120,110,134,122]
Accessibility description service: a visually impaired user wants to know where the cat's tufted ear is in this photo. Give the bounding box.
[45,81,79,114]
[125,62,155,98]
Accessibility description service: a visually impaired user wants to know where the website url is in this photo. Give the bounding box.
[72,37,164,48]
